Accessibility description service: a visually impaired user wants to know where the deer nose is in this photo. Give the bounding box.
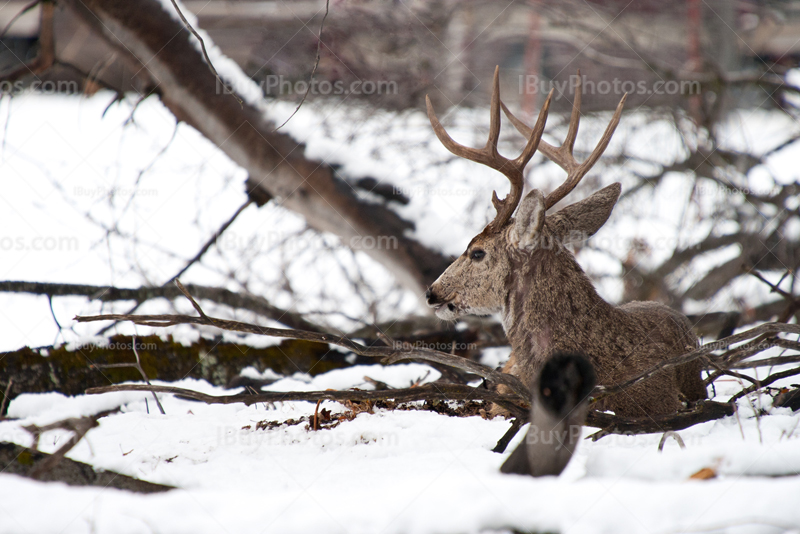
[425,288,438,305]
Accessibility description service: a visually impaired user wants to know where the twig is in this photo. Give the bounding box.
[168,0,243,106]
[0,280,324,332]
[747,268,796,300]
[593,322,800,400]
[174,280,214,325]
[73,312,531,400]
[166,200,252,284]
[273,0,330,131]
[729,366,800,403]
[586,400,735,440]
[23,408,119,478]
[657,431,686,452]
[83,383,529,419]
[492,417,525,453]
[0,0,40,39]
[92,337,165,414]
[0,379,13,418]
[132,337,165,414]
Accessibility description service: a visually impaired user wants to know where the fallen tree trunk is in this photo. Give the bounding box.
[0,335,363,404]
[0,442,173,493]
[59,0,450,294]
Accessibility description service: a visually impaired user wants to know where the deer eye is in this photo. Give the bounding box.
[469,249,486,261]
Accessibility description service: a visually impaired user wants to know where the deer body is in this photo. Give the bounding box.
[425,68,706,417]
[499,222,704,416]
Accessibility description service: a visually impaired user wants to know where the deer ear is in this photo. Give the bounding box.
[510,189,546,250]
[546,183,621,245]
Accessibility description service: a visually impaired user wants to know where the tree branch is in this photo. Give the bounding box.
[84,383,529,419]
[1,280,324,333]
[74,311,532,400]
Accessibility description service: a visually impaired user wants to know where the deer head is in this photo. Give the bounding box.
[425,67,626,320]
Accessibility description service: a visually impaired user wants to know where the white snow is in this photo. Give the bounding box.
[1,368,799,534]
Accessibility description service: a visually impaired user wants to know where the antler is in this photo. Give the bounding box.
[426,66,553,233]
[501,72,627,210]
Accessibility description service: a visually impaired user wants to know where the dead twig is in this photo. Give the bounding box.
[273,0,330,131]
[586,400,735,440]
[0,379,13,418]
[492,417,525,453]
[83,383,530,419]
[23,408,119,478]
[74,311,531,400]
[0,280,324,332]
[167,0,243,106]
[92,335,165,414]
[0,0,40,39]
[593,322,800,401]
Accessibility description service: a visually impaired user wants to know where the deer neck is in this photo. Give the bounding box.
[501,245,616,359]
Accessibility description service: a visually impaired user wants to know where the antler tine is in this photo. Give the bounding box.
[563,70,582,155]
[501,75,627,211]
[426,95,491,166]
[515,88,553,169]
[487,88,553,232]
[426,66,554,232]
[486,66,502,154]
[545,92,626,210]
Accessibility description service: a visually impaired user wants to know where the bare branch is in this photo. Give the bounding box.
[273,0,330,131]
[84,383,529,420]
[0,280,324,333]
[594,322,800,399]
[167,0,242,106]
[23,408,119,478]
[586,400,734,441]
[74,312,531,400]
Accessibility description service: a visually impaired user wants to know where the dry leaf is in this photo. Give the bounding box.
[689,467,717,480]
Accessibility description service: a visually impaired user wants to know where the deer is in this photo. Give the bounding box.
[424,67,707,418]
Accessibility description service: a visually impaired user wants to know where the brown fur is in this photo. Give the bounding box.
[427,184,706,417]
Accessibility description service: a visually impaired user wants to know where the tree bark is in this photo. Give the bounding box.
[59,0,450,295]
[0,335,363,403]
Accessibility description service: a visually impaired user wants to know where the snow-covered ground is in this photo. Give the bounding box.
[1,364,799,533]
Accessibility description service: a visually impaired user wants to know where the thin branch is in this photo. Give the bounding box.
[273,0,330,131]
[0,280,324,332]
[168,0,243,106]
[74,311,531,400]
[594,322,800,400]
[0,0,40,38]
[175,280,213,325]
[0,380,13,418]
[729,366,800,403]
[84,383,529,419]
[23,408,119,478]
[586,400,735,440]
[132,336,165,414]
[97,197,252,336]
[166,200,252,284]
[492,417,525,453]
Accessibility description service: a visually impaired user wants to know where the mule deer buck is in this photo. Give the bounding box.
[425,68,706,417]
